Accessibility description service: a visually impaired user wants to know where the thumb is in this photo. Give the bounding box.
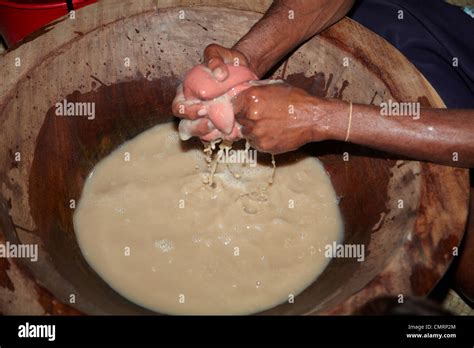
[203,44,229,82]
[232,90,249,122]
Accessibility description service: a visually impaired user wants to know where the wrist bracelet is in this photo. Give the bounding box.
[344,101,353,142]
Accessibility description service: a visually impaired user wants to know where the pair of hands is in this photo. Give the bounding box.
[172,44,330,154]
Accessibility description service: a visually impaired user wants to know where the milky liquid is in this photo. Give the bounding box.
[73,122,343,315]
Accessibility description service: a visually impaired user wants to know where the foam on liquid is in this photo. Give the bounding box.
[73,122,343,315]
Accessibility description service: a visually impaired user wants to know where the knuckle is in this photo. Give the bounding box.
[204,44,220,57]
[252,125,264,137]
[205,43,219,51]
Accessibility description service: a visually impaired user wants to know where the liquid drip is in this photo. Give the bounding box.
[203,140,276,187]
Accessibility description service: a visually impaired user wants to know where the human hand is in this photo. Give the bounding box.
[233,84,337,154]
[202,43,253,82]
[172,44,258,141]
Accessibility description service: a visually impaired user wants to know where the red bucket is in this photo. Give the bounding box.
[0,0,96,47]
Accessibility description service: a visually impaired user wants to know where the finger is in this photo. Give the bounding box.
[222,124,243,141]
[201,129,224,142]
[172,85,208,120]
[208,58,228,82]
[207,100,234,135]
[178,119,196,141]
[232,93,248,121]
[226,82,252,98]
[178,118,215,140]
[235,118,254,130]
[190,118,216,137]
[182,66,217,100]
[204,44,229,82]
[182,65,227,100]
[171,84,186,116]
[172,101,207,120]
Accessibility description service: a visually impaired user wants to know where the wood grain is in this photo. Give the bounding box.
[0,0,468,315]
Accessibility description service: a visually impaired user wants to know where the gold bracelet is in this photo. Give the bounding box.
[344,101,353,142]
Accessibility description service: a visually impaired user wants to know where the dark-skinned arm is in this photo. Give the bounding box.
[327,101,474,168]
[234,0,356,77]
[173,0,355,140]
[205,0,355,79]
[233,84,474,168]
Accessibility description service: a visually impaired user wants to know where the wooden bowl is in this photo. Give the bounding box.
[0,0,469,315]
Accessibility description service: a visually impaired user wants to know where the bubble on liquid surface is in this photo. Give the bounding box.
[155,239,175,253]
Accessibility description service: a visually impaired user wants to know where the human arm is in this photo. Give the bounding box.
[233,84,474,167]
